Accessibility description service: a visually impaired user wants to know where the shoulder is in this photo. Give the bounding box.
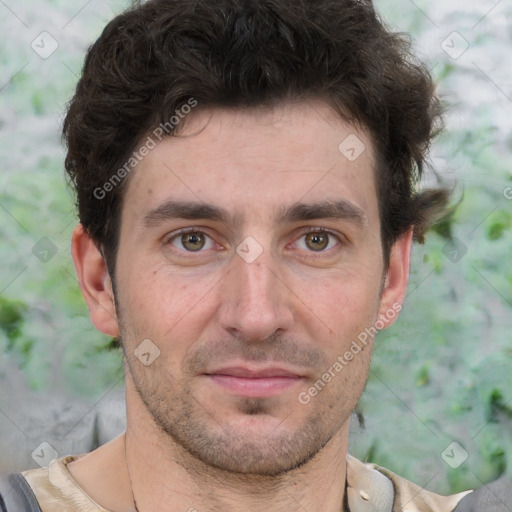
[20,455,111,512]
[0,471,42,512]
[347,455,512,512]
[450,476,512,512]
[346,454,472,512]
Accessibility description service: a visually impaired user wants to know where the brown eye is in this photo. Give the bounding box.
[304,232,329,251]
[168,229,216,254]
[181,232,206,251]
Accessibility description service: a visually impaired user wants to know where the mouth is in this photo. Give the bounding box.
[203,366,305,398]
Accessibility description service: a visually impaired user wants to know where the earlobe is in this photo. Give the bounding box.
[377,228,413,329]
[71,224,120,337]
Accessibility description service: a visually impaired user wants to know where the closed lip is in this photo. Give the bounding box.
[203,366,304,379]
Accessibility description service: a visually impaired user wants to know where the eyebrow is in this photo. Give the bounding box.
[276,199,367,226]
[142,199,367,228]
[143,201,235,227]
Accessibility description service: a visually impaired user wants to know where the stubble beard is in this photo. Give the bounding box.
[114,284,369,478]
[124,350,361,477]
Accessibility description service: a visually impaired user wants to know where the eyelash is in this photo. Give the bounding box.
[296,227,342,253]
[165,226,343,255]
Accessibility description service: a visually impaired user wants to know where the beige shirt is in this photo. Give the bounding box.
[22,454,472,512]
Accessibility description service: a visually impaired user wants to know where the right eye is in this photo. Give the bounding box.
[168,229,216,252]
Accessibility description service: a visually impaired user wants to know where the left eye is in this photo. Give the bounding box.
[296,231,340,252]
[170,231,215,252]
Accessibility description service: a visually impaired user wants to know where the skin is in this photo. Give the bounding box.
[68,99,412,512]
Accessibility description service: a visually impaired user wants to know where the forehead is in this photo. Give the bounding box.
[122,99,379,227]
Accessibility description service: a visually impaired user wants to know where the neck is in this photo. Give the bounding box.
[124,392,349,512]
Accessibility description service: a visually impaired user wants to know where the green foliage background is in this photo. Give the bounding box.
[0,0,511,494]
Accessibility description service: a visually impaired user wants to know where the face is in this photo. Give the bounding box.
[78,100,410,476]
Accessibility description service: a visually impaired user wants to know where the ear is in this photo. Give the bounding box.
[71,224,120,337]
[376,228,413,329]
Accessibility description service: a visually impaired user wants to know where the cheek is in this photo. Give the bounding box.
[301,270,381,342]
[120,265,217,348]
[125,265,191,315]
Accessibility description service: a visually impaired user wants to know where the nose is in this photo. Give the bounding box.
[217,245,295,342]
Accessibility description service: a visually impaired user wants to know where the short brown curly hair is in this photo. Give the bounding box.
[63,0,448,277]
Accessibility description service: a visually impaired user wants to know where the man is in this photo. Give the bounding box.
[0,0,509,510]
